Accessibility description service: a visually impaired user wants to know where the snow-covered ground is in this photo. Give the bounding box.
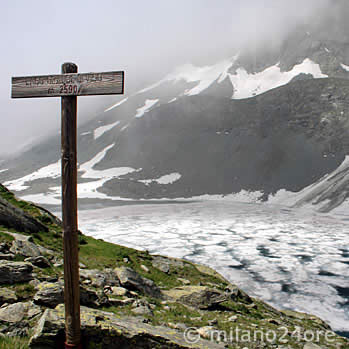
[77,200,349,333]
[135,99,159,118]
[94,121,120,139]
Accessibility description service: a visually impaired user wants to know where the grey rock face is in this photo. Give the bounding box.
[0,302,31,323]
[163,286,227,310]
[0,193,48,234]
[33,282,64,308]
[24,256,51,268]
[0,287,17,305]
[80,268,119,288]
[0,253,14,261]
[0,261,33,284]
[10,239,41,258]
[29,305,225,348]
[152,256,185,274]
[33,281,104,308]
[115,266,162,298]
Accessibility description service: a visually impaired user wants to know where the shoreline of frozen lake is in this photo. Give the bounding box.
[73,201,349,333]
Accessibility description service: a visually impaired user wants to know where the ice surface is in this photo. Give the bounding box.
[135,99,159,118]
[78,201,349,332]
[94,120,120,139]
[21,193,61,205]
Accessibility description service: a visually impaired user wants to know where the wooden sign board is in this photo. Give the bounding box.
[12,71,124,98]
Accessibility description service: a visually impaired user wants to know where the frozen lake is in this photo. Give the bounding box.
[76,200,349,333]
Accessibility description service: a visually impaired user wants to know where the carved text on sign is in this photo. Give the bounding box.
[12,71,124,98]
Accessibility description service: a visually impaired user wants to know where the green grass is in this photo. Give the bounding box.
[0,184,41,218]
[0,230,14,244]
[0,336,29,349]
[14,283,36,301]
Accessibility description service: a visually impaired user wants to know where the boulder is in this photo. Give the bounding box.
[131,299,154,316]
[34,282,104,308]
[163,286,227,310]
[80,287,100,307]
[108,297,134,307]
[25,256,51,268]
[80,268,119,288]
[0,242,9,253]
[115,266,161,298]
[151,255,185,274]
[10,239,41,258]
[0,287,17,305]
[6,232,33,242]
[225,284,253,304]
[104,286,128,297]
[0,253,14,260]
[33,282,64,308]
[0,261,33,284]
[29,304,225,348]
[0,301,31,323]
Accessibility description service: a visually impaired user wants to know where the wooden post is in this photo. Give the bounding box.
[61,62,81,348]
[11,64,124,348]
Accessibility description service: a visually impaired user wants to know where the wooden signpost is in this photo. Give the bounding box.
[11,63,124,348]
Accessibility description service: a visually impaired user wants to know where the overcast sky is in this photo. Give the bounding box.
[0,0,330,156]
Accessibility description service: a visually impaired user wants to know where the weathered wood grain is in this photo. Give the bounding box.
[61,63,81,347]
[12,71,124,98]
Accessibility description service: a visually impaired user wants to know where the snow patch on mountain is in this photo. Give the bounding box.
[94,121,120,139]
[80,131,92,136]
[229,59,328,99]
[4,160,61,191]
[341,63,349,72]
[169,59,235,96]
[72,143,138,199]
[135,99,159,118]
[0,169,8,174]
[267,156,349,211]
[104,97,128,112]
[133,57,327,104]
[139,173,181,185]
[120,124,129,132]
[136,57,237,97]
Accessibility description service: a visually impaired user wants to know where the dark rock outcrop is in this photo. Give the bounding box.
[115,266,162,299]
[0,194,48,234]
[0,261,33,284]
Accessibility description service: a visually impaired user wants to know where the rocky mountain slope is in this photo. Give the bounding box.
[1,0,349,212]
[0,183,348,348]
